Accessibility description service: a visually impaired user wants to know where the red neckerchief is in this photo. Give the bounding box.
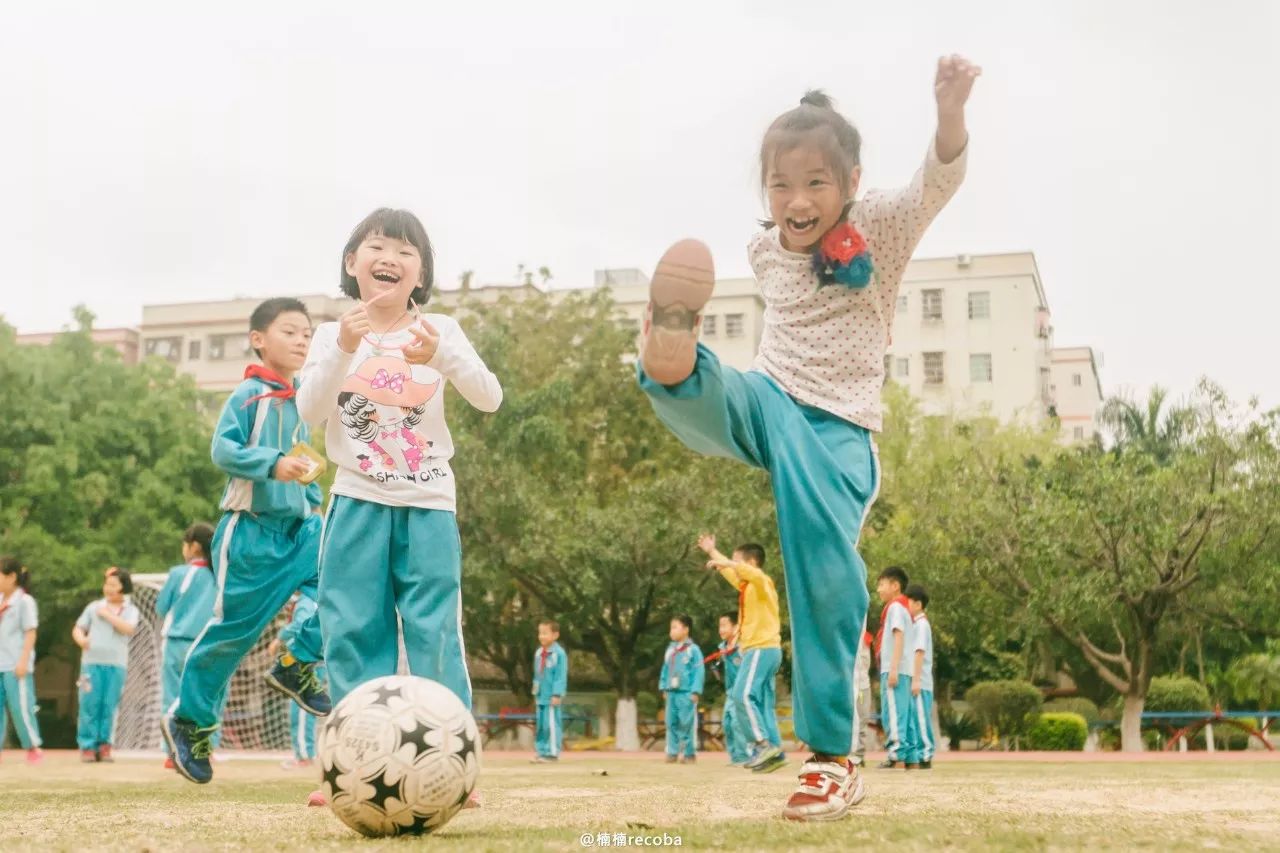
[0,588,22,620]
[190,558,210,571]
[667,641,689,666]
[242,364,297,408]
[874,595,910,655]
[702,638,737,665]
[539,646,551,674]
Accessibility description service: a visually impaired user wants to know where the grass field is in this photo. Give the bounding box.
[4,751,1280,851]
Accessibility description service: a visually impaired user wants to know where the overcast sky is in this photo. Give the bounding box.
[2,0,1276,406]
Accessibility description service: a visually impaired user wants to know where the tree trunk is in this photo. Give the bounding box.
[614,697,640,751]
[1121,693,1146,752]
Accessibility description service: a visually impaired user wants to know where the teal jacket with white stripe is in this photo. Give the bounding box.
[213,377,321,519]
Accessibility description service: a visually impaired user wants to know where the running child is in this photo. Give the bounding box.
[852,629,873,767]
[166,297,331,785]
[659,614,704,764]
[531,619,568,763]
[73,567,140,762]
[637,56,979,819]
[698,535,785,773]
[0,557,42,764]
[875,566,915,769]
[706,611,750,766]
[155,522,218,768]
[906,584,935,769]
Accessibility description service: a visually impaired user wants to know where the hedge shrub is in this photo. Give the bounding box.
[1043,697,1101,726]
[1145,676,1211,713]
[965,680,1043,748]
[1027,712,1088,750]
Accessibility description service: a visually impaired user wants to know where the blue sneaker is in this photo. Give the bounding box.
[751,746,787,774]
[263,657,331,716]
[162,716,215,784]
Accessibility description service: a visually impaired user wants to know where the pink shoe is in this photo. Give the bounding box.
[640,239,715,386]
[307,789,328,807]
[26,748,43,765]
[164,756,175,770]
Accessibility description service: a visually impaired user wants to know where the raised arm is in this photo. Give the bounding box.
[297,323,354,427]
[934,54,980,164]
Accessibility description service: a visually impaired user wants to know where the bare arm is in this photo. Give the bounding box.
[99,609,138,637]
[72,625,90,650]
[913,649,924,695]
[14,629,36,678]
[889,629,904,686]
[934,55,980,164]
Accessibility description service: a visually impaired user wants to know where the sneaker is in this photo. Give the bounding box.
[163,757,175,770]
[920,759,933,769]
[97,745,114,763]
[679,754,696,764]
[264,657,332,716]
[782,756,866,822]
[876,758,898,769]
[307,789,328,807]
[26,748,43,765]
[530,755,558,764]
[163,716,216,784]
[751,748,787,775]
[640,239,716,386]
[81,750,97,763]
[745,744,783,770]
[904,762,922,770]
[851,756,865,768]
[664,755,679,764]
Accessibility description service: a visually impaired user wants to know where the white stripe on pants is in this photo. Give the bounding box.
[916,695,933,761]
[739,649,765,742]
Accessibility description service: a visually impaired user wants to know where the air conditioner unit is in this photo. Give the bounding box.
[957,254,972,268]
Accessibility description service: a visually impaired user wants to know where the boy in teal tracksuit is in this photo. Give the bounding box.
[73,568,140,762]
[660,614,705,764]
[532,620,568,762]
[165,298,330,785]
[279,593,325,767]
[907,584,935,769]
[155,523,219,762]
[714,611,751,765]
[875,566,917,768]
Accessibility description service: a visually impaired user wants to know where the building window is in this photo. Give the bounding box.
[144,337,182,363]
[923,352,944,385]
[208,333,252,362]
[725,314,745,338]
[1041,367,1053,403]
[894,357,909,379]
[1073,373,1082,387]
[921,289,942,321]
[968,291,991,320]
[1073,426,1086,441]
[703,315,718,337]
[969,353,993,382]
[188,340,201,361]
[896,293,908,312]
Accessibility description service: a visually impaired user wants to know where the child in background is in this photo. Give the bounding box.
[531,619,568,763]
[73,567,140,763]
[874,566,916,769]
[276,593,324,769]
[852,630,873,767]
[155,522,218,768]
[660,614,704,764]
[636,56,979,820]
[698,536,785,773]
[0,557,42,764]
[906,584,935,769]
[166,297,330,785]
[709,611,751,766]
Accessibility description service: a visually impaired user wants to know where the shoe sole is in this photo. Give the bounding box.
[263,671,330,717]
[751,754,788,774]
[640,239,715,386]
[161,717,211,785]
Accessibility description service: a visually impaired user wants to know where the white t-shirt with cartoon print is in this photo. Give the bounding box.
[297,313,502,512]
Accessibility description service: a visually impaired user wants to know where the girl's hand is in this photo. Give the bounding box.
[935,54,981,116]
[401,320,441,365]
[77,637,90,650]
[15,661,28,679]
[338,289,396,353]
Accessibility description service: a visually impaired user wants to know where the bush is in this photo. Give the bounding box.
[939,704,982,749]
[1145,676,1211,713]
[965,680,1043,749]
[1044,697,1101,726]
[1026,712,1088,751]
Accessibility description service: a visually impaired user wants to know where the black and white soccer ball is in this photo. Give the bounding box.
[318,675,481,837]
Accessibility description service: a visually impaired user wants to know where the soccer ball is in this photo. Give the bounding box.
[318,675,481,837]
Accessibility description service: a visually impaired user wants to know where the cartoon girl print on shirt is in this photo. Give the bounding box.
[337,355,441,474]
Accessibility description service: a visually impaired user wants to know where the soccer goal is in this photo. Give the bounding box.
[112,574,297,753]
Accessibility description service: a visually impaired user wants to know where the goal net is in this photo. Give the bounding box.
[113,575,297,753]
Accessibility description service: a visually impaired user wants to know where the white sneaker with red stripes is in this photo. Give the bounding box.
[781,755,866,822]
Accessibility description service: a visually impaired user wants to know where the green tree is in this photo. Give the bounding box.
[0,309,222,706]
[1226,641,1280,711]
[445,289,774,747]
[1098,385,1199,462]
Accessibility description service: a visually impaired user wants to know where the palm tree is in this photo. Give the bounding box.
[1098,386,1199,462]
